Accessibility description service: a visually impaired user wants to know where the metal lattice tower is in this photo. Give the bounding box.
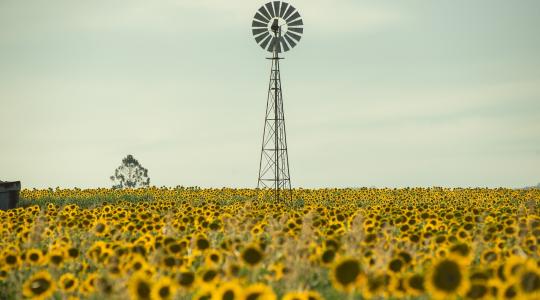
[252,2,303,202]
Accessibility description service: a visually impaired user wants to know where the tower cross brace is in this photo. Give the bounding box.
[257,26,292,202]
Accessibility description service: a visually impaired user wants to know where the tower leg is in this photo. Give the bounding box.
[257,28,292,202]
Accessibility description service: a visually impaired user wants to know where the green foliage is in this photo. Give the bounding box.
[110,154,150,189]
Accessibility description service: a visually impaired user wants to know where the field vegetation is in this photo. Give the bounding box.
[1,187,539,299]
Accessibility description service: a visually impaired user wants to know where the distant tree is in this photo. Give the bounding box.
[110,155,150,189]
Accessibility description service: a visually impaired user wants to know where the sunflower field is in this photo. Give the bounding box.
[1,187,539,300]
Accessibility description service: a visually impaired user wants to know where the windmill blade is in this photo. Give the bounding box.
[253,28,268,36]
[279,37,290,52]
[252,20,267,28]
[267,37,278,52]
[286,31,302,42]
[279,2,289,18]
[286,11,301,23]
[288,27,303,35]
[260,34,273,49]
[265,2,276,18]
[255,31,270,43]
[258,6,272,21]
[284,34,297,49]
[273,1,281,19]
[288,18,303,27]
[283,5,295,20]
[254,12,269,23]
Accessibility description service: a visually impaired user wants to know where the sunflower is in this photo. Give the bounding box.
[67,247,80,259]
[128,271,154,300]
[96,276,114,296]
[0,268,8,281]
[244,283,277,300]
[107,262,123,278]
[465,282,489,300]
[282,291,308,300]
[93,220,109,237]
[499,283,521,299]
[227,263,241,278]
[26,248,44,265]
[127,254,150,274]
[305,290,323,300]
[176,270,196,290]
[319,248,336,266]
[211,281,244,300]
[47,247,67,268]
[59,273,79,293]
[363,272,392,299]
[166,242,184,255]
[80,273,98,296]
[330,257,363,292]
[194,235,211,252]
[205,249,223,266]
[480,249,499,265]
[449,243,473,263]
[193,286,213,300]
[389,275,408,298]
[241,245,264,266]
[162,255,180,269]
[397,250,413,265]
[250,224,263,236]
[425,255,469,299]
[504,255,527,281]
[2,251,20,269]
[151,276,177,300]
[198,268,220,287]
[22,270,56,300]
[516,260,540,299]
[388,257,404,273]
[266,263,287,280]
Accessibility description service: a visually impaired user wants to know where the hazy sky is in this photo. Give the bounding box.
[1,0,539,189]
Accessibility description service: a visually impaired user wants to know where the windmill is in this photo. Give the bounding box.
[252,1,304,202]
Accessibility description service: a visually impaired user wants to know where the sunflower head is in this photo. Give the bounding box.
[465,282,489,300]
[47,248,67,267]
[23,271,56,300]
[244,283,277,300]
[364,272,392,299]
[80,272,98,296]
[388,257,404,273]
[205,249,222,266]
[2,251,20,269]
[282,291,309,300]
[198,268,220,287]
[504,255,527,281]
[241,245,264,267]
[0,268,8,281]
[425,255,470,299]
[59,273,79,292]
[330,257,363,292]
[212,281,244,300]
[516,260,540,298]
[128,271,153,300]
[176,270,196,290]
[320,248,336,265]
[194,235,211,252]
[93,220,109,237]
[151,276,177,300]
[26,248,44,265]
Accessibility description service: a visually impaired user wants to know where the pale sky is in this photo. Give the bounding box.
[1,0,539,189]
